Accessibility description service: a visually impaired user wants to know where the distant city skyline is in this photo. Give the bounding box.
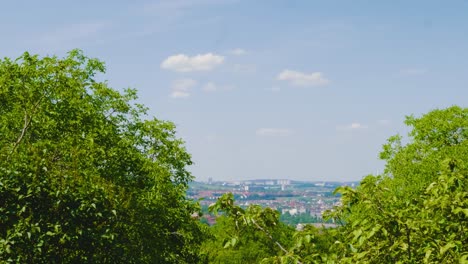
[2,1,467,181]
[199,178,360,186]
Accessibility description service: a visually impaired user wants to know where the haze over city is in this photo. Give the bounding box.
[2,0,467,181]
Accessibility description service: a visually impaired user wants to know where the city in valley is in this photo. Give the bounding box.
[188,179,358,227]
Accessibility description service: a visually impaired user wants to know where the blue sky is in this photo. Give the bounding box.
[2,0,468,181]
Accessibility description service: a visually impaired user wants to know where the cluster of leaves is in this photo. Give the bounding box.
[0,51,208,263]
[207,106,468,263]
[200,193,295,263]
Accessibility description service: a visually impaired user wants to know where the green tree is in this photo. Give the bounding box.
[0,50,207,263]
[380,106,468,199]
[324,106,468,263]
[205,193,296,264]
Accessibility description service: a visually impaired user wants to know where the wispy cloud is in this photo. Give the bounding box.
[202,82,218,92]
[400,68,427,76]
[170,79,197,98]
[38,21,110,49]
[142,0,238,16]
[229,48,246,56]
[337,122,368,131]
[202,82,234,92]
[277,70,329,87]
[116,1,229,40]
[161,53,224,72]
[256,128,294,137]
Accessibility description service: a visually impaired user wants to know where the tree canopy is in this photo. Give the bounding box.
[324,106,468,263]
[0,50,207,263]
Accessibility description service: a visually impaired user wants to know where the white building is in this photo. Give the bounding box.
[277,179,291,185]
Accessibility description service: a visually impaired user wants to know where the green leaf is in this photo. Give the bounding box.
[440,242,456,255]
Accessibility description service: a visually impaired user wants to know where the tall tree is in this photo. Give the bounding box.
[325,106,468,263]
[207,193,308,263]
[0,50,207,263]
[380,106,468,199]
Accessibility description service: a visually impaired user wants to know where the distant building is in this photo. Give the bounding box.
[289,208,298,215]
[265,180,275,185]
[208,177,213,184]
[277,179,290,185]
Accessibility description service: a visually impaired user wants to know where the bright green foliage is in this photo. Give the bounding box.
[200,215,291,263]
[380,106,468,199]
[324,106,468,263]
[0,51,207,263]
[286,225,339,263]
[204,193,296,263]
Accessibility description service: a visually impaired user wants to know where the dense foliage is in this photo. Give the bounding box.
[0,51,207,263]
[200,214,294,263]
[325,106,468,263]
[203,193,296,263]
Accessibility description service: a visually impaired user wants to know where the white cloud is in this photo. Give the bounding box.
[256,128,293,137]
[170,79,197,98]
[202,82,218,92]
[202,82,234,92]
[349,123,366,129]
[400,68,427,76]
[337,122,368,131]
[229,48,246,55]
[161,53,224,72]
[277,70,329,87]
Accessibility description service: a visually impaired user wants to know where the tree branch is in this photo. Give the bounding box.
[251,218,303,264]
[8,96,44,159]
[8,110,31,159]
